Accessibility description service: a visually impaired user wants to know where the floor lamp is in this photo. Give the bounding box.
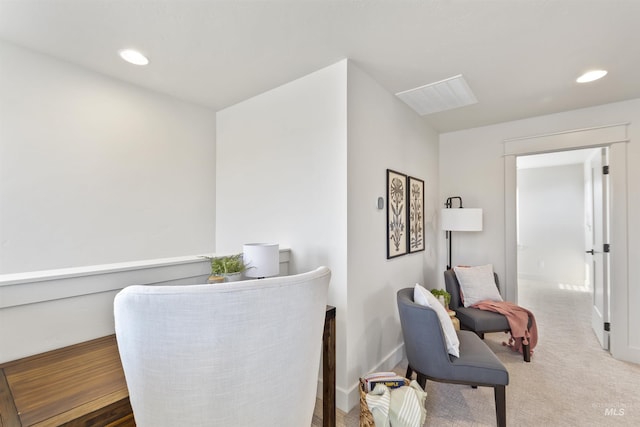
[441,197,483,270]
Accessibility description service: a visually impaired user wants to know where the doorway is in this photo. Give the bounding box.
[516,148,609,350]
[503,122,631,362]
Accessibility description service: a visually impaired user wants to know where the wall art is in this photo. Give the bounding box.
[408,176,425,253]
[387,169,407,258]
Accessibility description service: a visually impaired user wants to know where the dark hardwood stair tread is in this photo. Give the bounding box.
[0,335,133,426]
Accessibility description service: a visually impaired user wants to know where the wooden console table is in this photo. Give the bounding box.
[0,308,337,427]
[323,305,336,427]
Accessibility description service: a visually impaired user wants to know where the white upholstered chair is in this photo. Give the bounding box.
[114,266,331,427]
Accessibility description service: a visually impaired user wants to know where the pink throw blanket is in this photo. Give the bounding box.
[471,300,538,356]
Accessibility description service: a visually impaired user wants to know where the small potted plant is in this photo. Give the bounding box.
[207,253,248,283]
[430,289,451,309]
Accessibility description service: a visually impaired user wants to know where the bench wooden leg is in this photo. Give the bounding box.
[416,373,427,389]
[494,385,506,427]
[405,365,413,379]
[523,342,531,362]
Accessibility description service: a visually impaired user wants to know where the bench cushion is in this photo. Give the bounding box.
[447,331,509,386]
[455,306,510,333]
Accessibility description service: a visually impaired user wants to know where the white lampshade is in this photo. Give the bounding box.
[441,208,483,231]
[243,243,280,278]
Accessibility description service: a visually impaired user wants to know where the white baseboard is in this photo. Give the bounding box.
[315,342,405,413]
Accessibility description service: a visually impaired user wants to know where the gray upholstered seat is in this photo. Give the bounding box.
[445,269,531,362]
[397,287,508,427]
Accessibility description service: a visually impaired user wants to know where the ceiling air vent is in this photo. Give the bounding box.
[396,74,477,116]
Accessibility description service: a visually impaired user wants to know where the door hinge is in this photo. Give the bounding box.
[604,243,610,253]
[604,322,611,332]
[603,165,610,175]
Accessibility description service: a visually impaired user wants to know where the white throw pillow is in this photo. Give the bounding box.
[453,264,503,308]
[413,284,460,358]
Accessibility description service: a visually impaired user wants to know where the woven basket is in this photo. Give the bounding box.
[359,378,375,427]
[359,377,410,427]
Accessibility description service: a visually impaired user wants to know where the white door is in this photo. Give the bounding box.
[588,147,610,350]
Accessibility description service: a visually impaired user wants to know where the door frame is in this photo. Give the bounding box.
[587,147,610,350]
[503,123,629,358]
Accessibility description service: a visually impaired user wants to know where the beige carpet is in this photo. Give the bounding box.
[313,278,640,426]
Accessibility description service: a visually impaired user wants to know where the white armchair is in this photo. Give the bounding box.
[114,266,331,427]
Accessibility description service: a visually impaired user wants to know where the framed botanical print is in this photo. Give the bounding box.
[408,176,425,253]
[387,169,407,258]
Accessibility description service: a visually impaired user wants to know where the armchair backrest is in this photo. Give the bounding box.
[397,288,453,377]
[114,266,331,427]
[444,269,500,309]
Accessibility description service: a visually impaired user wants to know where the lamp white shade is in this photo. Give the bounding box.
[243,243,280,278]
[441,208,483,231]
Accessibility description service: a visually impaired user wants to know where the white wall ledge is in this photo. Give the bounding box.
[0,249,291,287]
[0,249,292,362]
[0,254,215,287]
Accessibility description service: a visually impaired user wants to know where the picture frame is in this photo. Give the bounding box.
[387,169,408,258]
[408,176,425,253]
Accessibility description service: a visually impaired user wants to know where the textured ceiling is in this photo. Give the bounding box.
[1,0,639,132]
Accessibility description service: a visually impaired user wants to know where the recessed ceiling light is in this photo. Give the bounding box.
[576,70,607,83]
[119,49,149,66]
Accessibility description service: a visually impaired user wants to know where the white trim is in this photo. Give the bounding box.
[1,250,291,291]
[337,343,405,412]
[504,124,634,363]
[504,155,518,303]
[0,255,213,287]
[608,143,637,362]
[503,123,629,156]
[503,123,630,143]
[0,260,212,309]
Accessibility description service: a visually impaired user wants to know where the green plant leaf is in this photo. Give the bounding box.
[208,253,247,275]
[430,289,451,307]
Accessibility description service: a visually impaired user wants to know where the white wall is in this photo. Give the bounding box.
[215,60,349,402]
[0,41,216,274]
[215,59,348,281]
[216,60,439,411]
[440,98,640,363]
[345,63,439,408]
[518,164,585,284]
[439,127,505,277]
